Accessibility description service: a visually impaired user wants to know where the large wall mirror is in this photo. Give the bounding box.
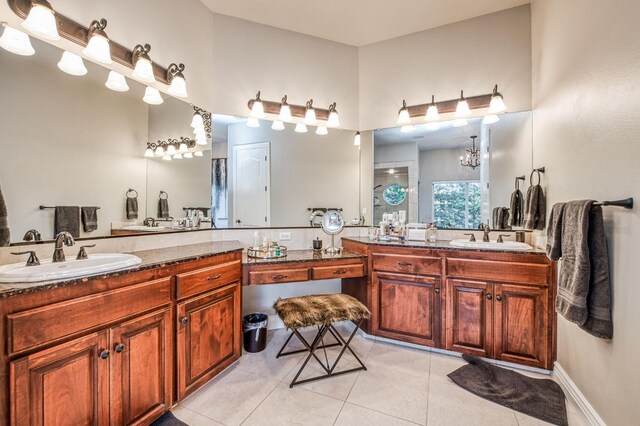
[0,35,363,245]
[373,111,533,230]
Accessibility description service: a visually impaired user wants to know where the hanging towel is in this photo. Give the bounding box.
[0,184,9,247]
[492,207,511,230]
[523,185,546,230]
[158,197,170,219]
[81,207,99,232]
[508,189,524,227]
[546,200,612,339]
[54,206,80,238]
[126,196,138,220]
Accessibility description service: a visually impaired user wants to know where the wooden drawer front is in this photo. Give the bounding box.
[446,258,549,286]
[248,268,309,285]
[7,277,172,355]
[176,260,241,300]
[372,253,440,275]
[311,263,364,280]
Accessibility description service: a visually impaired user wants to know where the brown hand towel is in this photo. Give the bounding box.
[54,206,80,238]
[523,185,546,230]
[508,189,524,227]
[81,207,98,232]
[0,184,9,247]
[126,196,138,220]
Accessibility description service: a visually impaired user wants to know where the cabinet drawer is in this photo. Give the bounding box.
[372,253,440,275]
[176,260,241,300]
[446,258,549,286]
[7,277,172,355]
[248,268,309,285]
[311,263,364,280]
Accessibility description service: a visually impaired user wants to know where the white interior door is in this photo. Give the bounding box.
[232,142,270,227]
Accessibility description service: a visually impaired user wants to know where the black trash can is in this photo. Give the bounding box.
[243,313,268,353]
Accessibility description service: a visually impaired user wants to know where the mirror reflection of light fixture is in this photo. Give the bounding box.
[397,100,411,125]
[144,147,154,158]
[327,102,340,127]
[455,90,471,117]
[425,95,439,121]
[105,71,129,92]
[166,63,188,98]
[460,135,480,169]
[173,153,183,159]
[22,0,60,41]
[82,19,111,64]
[184,152,193,159]
[452,118,468,128]
[179,142,189,153]
[154,146,165,157]
[195,134,207,145]
[388,168,396,174]
[295,122,307,133]
[316,125,328,135]
[194,151,203,157]
[354,131,361,146]
[425,122,440,131]
[278,95,292,121]
[0,24,35,56]
[143,86,163,105]
[483,114,500,125]
[191,112,204,129]
[131,43,156,83]
[250,91,265,118]
[488,84,506,114]
[304,99,317,125]
[246,117,260,128]
[57,51,87,76]
[272,120,285,131]
[400,124,414,133]
[162,155,172,161]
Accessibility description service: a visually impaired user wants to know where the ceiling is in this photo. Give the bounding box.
[375,118,482,151]
[199,0,529,46]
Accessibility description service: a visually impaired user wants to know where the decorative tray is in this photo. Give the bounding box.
[246,245,288,259]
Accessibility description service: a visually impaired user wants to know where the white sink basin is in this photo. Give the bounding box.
[0,253,142,283]
[122,225,165,232]
[449,239,533,252]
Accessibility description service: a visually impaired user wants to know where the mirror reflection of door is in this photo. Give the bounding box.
[232,143,270,227]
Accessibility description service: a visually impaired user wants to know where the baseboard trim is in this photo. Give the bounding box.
[553,362,606,426]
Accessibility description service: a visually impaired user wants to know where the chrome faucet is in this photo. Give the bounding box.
[143,217,156,227]
[23,229,42,242]
[482,224,491,242]
[53,232,75,263]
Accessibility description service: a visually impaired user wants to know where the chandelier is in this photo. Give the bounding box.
[460,135,480,169]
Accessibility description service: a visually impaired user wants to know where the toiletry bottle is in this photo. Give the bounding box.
[253,231,260,249]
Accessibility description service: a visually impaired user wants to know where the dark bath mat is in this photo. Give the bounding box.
[150,412,189,426]
[448,355,568,426]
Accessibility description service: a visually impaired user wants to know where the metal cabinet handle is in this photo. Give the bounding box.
[333,269,347,275]
[207,274,222,281]
[180,317,189,325]
[496,295,503,301]
[114,344,125,353]
[486,294,493,300]
[435,288,441,294]
[397,262,413,267]
[273,274,288,280]
[99,350,110,360]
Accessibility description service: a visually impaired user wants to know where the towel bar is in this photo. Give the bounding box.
[40,206,101,210]
[594,198,633,209]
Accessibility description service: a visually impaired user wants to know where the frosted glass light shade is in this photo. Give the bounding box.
[194,151,204,157]
[278,103,291,121]
[0,26,35,56]
[191,112,204,129]
[22,3,60,41]
[303,107,317,125]
[400,125,414,133]
[295,123,307,133]
[57,51,87,76]
[425,104,439,122]
[483,114,500,124]
[166,144,177,156]
[271,120,285,131]
[316,125,328,135]
[354,132,361,146]
[193,128,206,139]
[162,155,172,161]
[132,57,155,83]
[168,75,188,98]
[455,91,471,117]
[397,100,411,125]
[143,87,163,105]
[327,110,340,128]
[154,146,165,157]
[179,142,189,153]
[246,117,260,128]
[195,134,207,146]
[105,71,129,92]
[83,33,111,64]
[144,148,154,158]
[173,153,183,159]
[183,152,193,159]
[453,118,468,128]
[250,99,264,118]
[488,94,506,114]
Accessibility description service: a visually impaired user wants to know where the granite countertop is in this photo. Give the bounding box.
[0,241,244,298]
[342,236,546,255]
[242,249,366,265]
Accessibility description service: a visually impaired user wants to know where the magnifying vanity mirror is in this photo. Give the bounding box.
[321,209,345,254]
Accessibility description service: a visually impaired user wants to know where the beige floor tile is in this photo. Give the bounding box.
[347,364,429,425]
[428,352,466,384]
[181,367,279,426]
[237,329,305,380]
[241,382,344,426]
[426,380,518,426]
[366,341,431,379]
[335,403,419,426]
[171,405,224,425]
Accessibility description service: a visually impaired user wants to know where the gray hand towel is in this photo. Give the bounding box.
[81,207,98,232]
[508,189,523,227]
[546,203,565,261]
[54,206,80,238]
[0,184,9,247]
[523,185,546,230]
[158,198,170,219]
[126,196,138,220]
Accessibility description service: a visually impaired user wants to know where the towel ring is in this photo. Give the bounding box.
[159,191,169,200]
[126,188,138,198]
[529,167,545,186]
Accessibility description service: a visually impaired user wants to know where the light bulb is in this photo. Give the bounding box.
[271,120,285,131]
[388,169,395,174]
[143,87,163,105]
[166,144,177,155]
[425,95,439,121]
[316,125,328,135]
[279,96,292,121]
[0,26,35,56]
[453,118,468,128]
[22,1,60,41]
[195,134,207,146]
[82,20,111,65]
[57,51,87,76]
[132,44,156,83]
[354,131,361,146]
[425,122,440,131]
[246,117,260,128]
[183,152,193,159]
[191,112,204,129]
[162,155,172,161]
[168,73,188,98]
[400,125,414,133]
[144,148,154,158]
[173,153,183,159]
[488,85,506,114]
[483,114,500,125]
[397,100,411,125]
[154,146,165,157]
[194,151,204,157]
[250,91,264,118]
[105,71,129,92]
[295,122,307,133]
[304,100,317,125]
[455,90,471,117]
[179,142,188,153]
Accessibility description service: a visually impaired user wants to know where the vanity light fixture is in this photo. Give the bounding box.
[483,114,500,125]
[279,95,292,121]
[425,122,440,131]
[452,118,468,128]
[460,135,480,169]
[179,141,189,153]
[143,86,163,105]
[131,43,156,84]
[295,122,307,133]
[193,126,206,138]
[425,95,439,121]
[191,112,204,129]
[57,51,87,76]
[316,125,328,135]
[22,0,60,41]
[166,143,177,156]
[183,152,193,159]
[195,134,207,145]
[304,99,317,125]
[194,151,203,157]
[397,100,411,125]
[173,153,183,159]
[327,102,340,128]
[400,125,414,133]
[455,90,471,117]
[144,147,154,158]
[162,155,172,161]
[166,63,188,98]
[488,84,506,114]
[271,120,285,131]
[105,71,129,92]
[354,131,361,147]
[0,24,35,56]
[246,117,260,128]
[82,19,111,65]
[154,146,165,157]
[250,91,265,118]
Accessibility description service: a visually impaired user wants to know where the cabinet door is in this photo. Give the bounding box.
[494,284,549,368]
[110,308,172,426]
[176,282,241,401]
[445,279,493,358]
[10,332,109,426]
[374,272,441,347]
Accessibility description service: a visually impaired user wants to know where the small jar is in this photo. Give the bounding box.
[426,224,438,243]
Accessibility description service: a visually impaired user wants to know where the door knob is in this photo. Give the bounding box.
[486,294,493,300]
[435,288,441,294]
[496,295,503,301]
[114,344,125,353]
[99,350,110,360]
[181,317,189,325]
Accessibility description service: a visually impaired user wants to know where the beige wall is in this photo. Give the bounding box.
[532,0,640,424]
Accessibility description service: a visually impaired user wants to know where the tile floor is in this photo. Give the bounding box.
[173,324,590,426]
